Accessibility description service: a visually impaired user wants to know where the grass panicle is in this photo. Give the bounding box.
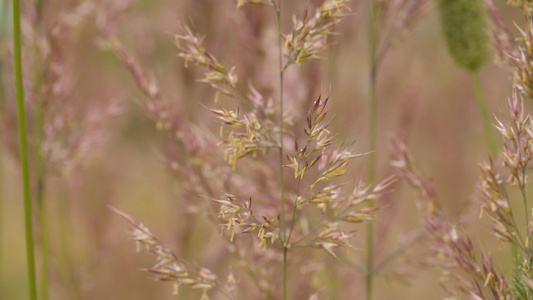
[112,1,396,298]
[392,139,513,299]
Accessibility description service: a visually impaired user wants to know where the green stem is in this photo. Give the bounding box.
[37,178,48,300]
[33,44,48,300]
[0,0,9,290]
[276,2,287,299]
[286,200,298,243]
[470,72,521,272]
[55,186,85,300]
[470,72,497,157]
[31,4,47,297]
[276,3,285,243]
[32,47,47,300]
[283,247,287,300]
[520,177,529,239]
[373,231,425,275]
[366,1,378,300]
[13,0,38,298]
[0,65,3,299]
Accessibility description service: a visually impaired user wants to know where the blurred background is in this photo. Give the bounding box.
[0,0,527,299]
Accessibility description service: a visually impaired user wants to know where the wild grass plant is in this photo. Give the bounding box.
[438,0,497,158]
[391,1,533,299]
[6,1,123,299]
[6,0,533,299]
[111,1,397,298]
[362,1,431,298]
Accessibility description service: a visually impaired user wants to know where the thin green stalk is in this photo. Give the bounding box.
[31,0,51,295]
[470,72,497,157]
[276,3,286,243]
[0,0,9,290]
[0,65,3,300]
[366,1,378,300]
[373,231,425,275]
[282,248,287,300]
[37,178,49,300]
[275,2,287,300]
[0,61,3,299]
[32,39,47,300]
[33,29,49,300]
[13,0,38,299]
[470,72,520,268]
[520,178,529,239]
[286,199,298,243]
[56,191,81,300]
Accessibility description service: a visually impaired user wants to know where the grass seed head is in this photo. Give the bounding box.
[438,0,492,72]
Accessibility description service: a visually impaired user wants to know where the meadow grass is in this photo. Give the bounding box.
[5,0,533,299]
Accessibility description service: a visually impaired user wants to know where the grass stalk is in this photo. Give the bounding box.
[0,58,3,300]
[13,0,38,298]
[365,1,378,299]
[31,0,50,295]
[33,29,49,300]
[0,0,9,290]
[55,188,82,300]
[470,71,521,270]
[37,178,49,300]
[0,57,3,299]
[470,72,497,157]
[276,2,288,299]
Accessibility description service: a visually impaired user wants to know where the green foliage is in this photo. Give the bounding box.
[513,255,533,299]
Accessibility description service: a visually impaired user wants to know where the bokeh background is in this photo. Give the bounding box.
[0,0,528,299]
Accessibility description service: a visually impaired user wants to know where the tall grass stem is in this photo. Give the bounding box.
[32,21,49,300]
[470,72,518,261]
[13,0,38,298]
[56,190,82,300]
[0,0,9,290]
[470,72,497,157]
[366,1,378,299]
[276,3,288,300]
[37,184,49,300]
[0,61,3,298]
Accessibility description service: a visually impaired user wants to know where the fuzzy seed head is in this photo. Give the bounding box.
[438,0,492,71]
